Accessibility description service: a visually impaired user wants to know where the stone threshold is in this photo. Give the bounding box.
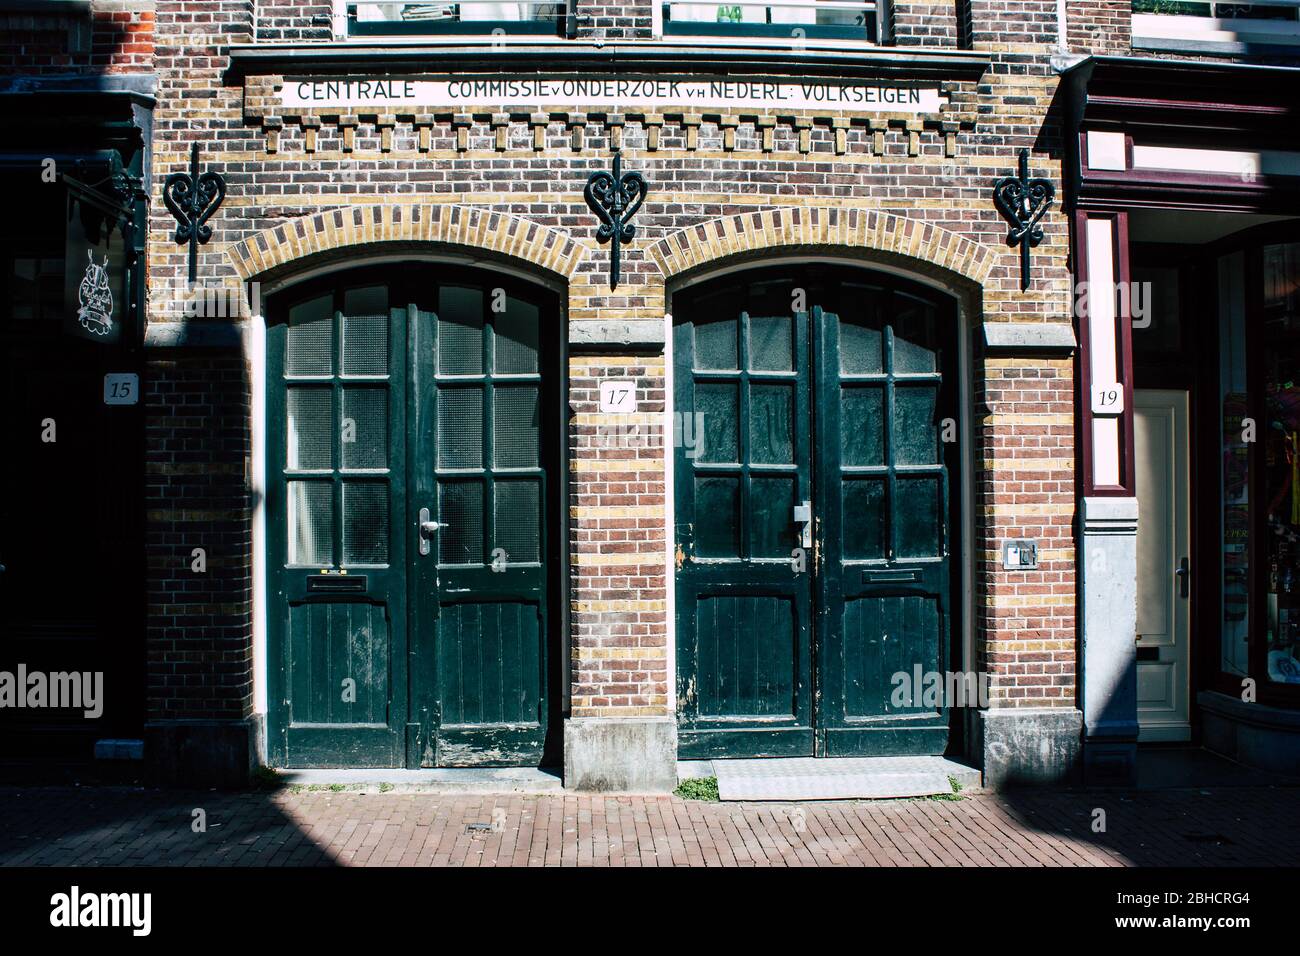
[274,767,563,794]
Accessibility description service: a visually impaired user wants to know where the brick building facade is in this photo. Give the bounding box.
[2,0,1298,788]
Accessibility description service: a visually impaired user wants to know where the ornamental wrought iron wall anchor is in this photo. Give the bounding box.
[584,147,647,290]
[163,142,227,284]
[992,148,1055,291]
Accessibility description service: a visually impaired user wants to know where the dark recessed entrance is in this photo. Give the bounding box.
[266,264,562,768]
[673,265,961,759]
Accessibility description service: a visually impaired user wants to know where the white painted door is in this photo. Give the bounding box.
[1134,390,1191,742]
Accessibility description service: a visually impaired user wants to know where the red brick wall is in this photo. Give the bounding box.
[975,354,1077,706]
[0,0,155,74]
[967,0,1056,48]
[255,0,331,42]
[578,0,653,40]
[1067,0,1130,55]
[892,1,960,47]
[568,359,668,716]
[145,0,1080,732]
[145,354,254,720]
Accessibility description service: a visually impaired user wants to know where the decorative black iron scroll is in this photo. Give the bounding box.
[992,148,1054,291]
[163,143,226,284]
[584,147,647,290]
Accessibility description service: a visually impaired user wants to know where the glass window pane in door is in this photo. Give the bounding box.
[495,479,541,563]
[494,386,539,468]
[749,384,794,465]
[839,311,884,375]
[439,480,485,565]
[843,479,886,559]
[893,386,939,466]
[287,294,334,376]
[437,388,484,468]
[341,388,388,470]
[696,383,739,463]
[695,476,741,558]
[438,286,484,375]
[287,388,333,470]
[892,296,938,373]
[343,482,388,565]
[896,476,942,559]
[694,309,739,371]
[749,476,795,558]
[748,313,794,371]
[342,286,388,377]
[840,386,884,467]
[494,297,540,374]
[288,481,333,565]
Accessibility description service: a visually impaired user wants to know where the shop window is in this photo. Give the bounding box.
[663,0,880,40]
[1215,239,1300,689]
[1218,250,1250,676]
[1262,242,1300,685]
[338,1,566,36]
[1132,1,1300,51]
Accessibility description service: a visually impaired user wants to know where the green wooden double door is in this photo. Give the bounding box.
[267,266,560,767]
[674,266,960,758]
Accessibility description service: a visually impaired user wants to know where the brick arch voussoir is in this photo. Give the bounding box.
[227,203,587,283]
[647,207,995,289]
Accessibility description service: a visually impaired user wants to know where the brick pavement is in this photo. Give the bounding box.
[1,785,1297,867]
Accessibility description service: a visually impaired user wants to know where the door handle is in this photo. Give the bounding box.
[1176,557,1189,599]
[418,507,448,556]
[792,500,812,549]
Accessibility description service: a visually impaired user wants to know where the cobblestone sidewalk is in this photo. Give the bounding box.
[1,785,1296,867]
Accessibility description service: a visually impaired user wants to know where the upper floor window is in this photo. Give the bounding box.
[337,1,566,37]
[662,0,880,41]
[1132,1,1300,52]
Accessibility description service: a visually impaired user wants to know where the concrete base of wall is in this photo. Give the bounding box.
[973,708,1083,788]
[1200,690,1300,776]
[563,716,677,793]
[145,716,264,789]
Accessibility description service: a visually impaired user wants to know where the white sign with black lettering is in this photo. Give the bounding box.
[1091,383,1124,416]
[104,373,139,406]
[599,380,638,414]
[279,77,946,113]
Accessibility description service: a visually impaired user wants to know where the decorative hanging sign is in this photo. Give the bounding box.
[584,148,647,291]
[63,177,130,345]
[992,148,1054,292]
[163,143,227,284]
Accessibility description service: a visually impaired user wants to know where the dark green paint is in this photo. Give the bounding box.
[267,266,559,768]
[675,267,959,759]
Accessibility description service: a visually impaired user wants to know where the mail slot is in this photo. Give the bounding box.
[863,568,922,584]
[308,575,368,593]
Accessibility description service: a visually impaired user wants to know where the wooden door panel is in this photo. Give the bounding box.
[269,278,406,768]
[436,600,542,727]
[675,278,814,758]
[693,594,798,718]
[411,279,554,767]
[287,601,392,726]
[817,283,956,757]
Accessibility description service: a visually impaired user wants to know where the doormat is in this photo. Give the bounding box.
[712,756,981,801]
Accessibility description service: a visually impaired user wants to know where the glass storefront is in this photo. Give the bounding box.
[1216,238,1300,688]
[1261,242,1300,685]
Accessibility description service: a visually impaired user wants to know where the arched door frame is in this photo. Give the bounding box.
[664,254,977,755]
[247,252,569,767]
